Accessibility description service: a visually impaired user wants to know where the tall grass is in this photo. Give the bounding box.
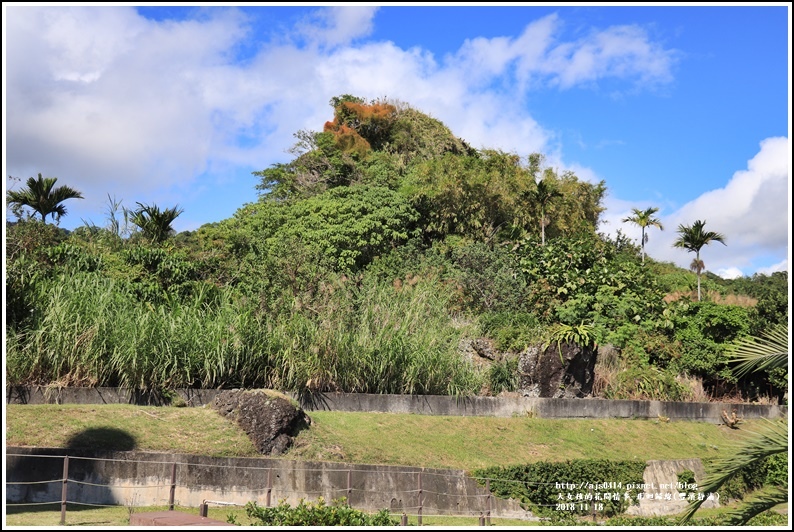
[6,271,483,396]
[334,275,481,394]
[593,349,710,402]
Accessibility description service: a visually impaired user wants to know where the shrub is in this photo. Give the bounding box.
[475,459,646,517]
[486,356,519,395]
[446,240,530,313]
[604,512,786,526]
[239,497,398,526]
[478,311,542,352]
[601,366,692,402]
[670,302,750,390]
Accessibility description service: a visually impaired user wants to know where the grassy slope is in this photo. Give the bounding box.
[285,411,758,471]
[5,405,787,527]
[5,404,769,471]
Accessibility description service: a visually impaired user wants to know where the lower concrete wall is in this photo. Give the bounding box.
[6,386,786,423]
[5,447,717,518]
[5,447,531,519]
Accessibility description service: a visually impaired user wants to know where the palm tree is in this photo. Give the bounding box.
[622,207,664,264]
[6,173,84,223]
[672,219,726,301]
[130,202,184,244]
[679,323,788,525]
[532,178,563,245]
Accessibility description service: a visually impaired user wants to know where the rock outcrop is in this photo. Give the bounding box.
[518,342,597,398]
[459,337,501,367]
[212,389,310,455]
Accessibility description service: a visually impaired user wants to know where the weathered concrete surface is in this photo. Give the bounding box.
[5,447,532,519]
[625,459,719,517]
[296,393,784,424]
[5,385,220,407]
[6,386,786,422]
[6,447,723,518]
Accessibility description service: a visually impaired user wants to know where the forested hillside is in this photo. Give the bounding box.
[5,95,788,403]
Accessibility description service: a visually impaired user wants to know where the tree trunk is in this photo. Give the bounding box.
[641,227,646,264]
[696,251,701,301]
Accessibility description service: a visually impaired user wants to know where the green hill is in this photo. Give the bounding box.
[5,95,788,405]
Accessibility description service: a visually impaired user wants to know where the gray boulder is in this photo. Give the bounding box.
[518,342,597,398]
[212,389,311,455]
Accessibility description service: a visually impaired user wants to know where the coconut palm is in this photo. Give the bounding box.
[6,173,84,223]
[130,202,184,244]
[672,219,726,301]
[622,207,664,264]
[679,323,788,525]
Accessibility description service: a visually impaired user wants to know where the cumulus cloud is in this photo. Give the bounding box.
[714,267,745,280]
[546,24,676,90]
[4,6,682,234]
[451,13,677,93]
[607,137,790,277]
[5,6,250,214]
[296,5,378,49]
[757,259,789,276]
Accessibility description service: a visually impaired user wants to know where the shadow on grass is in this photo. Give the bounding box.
[65,426,137,451]
[3,502,129,526]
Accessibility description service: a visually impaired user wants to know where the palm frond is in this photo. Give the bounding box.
[131,202,184,243]
[730,323,789,378]
[6,173,83,222]
[678,418,788,524]
[718,485,788,525]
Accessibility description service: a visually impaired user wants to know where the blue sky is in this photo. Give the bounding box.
[3,3,791,279]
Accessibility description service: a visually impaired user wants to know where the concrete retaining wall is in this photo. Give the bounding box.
[5,447,531,519]
[6,386,786,423]
[6,447,719,518]
[298,393,785,424]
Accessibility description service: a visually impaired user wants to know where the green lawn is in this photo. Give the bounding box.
[6,404,764,470]
[3,503,538,527]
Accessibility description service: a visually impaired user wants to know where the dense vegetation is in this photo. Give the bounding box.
[475,459,647,518]
[476,455,786,522]
[5,95,788,403]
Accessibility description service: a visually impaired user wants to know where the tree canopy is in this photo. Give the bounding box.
[622,207,663,263]
[673,219,727,301]
[130,202,184,244]
[7,173,83,223]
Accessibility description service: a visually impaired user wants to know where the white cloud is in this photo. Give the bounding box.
[5,6,251,215]
[4,6,682,233]
[551,24,676,89]
[757,259,789,276]
[714,267,744,280]
[296,6,378,48]
[447,13,677,94]
[607,137,791,277]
